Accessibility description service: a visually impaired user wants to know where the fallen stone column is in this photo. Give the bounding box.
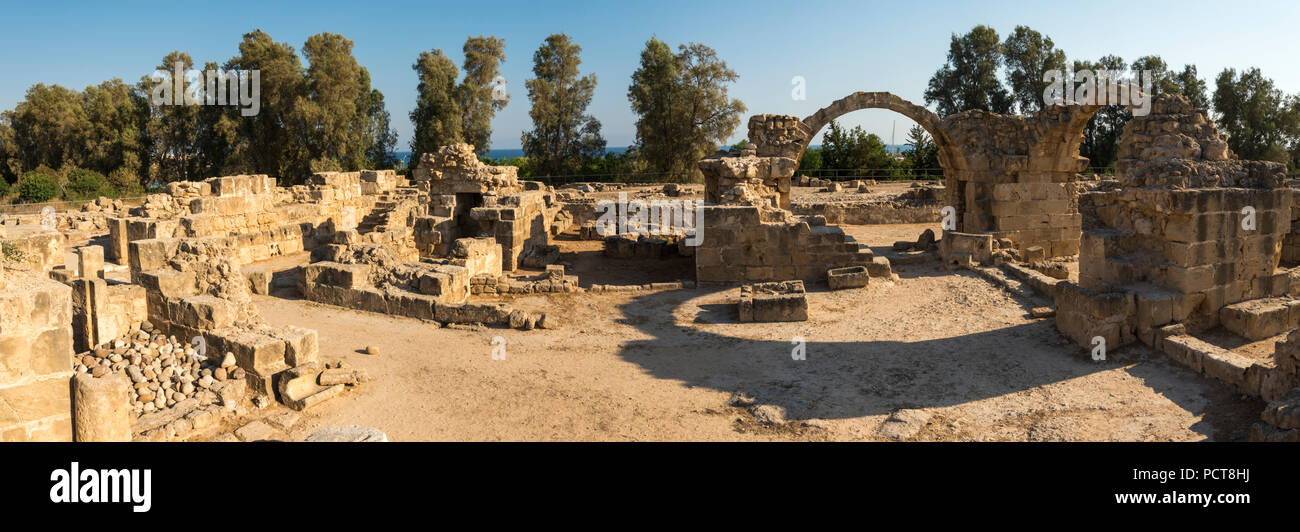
[72,373,132,442]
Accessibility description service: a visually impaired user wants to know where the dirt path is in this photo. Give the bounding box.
[251,234,1260,441]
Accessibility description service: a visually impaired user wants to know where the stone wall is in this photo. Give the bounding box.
[698,150,797,209]
[65,247,148,353]
[939,106,1090,258]
[0,271,74,441]
[0,228,65,272]
[1056,94,1291,352]
[694,205,891,283]
[412,144,560,270]
[108,173,376,266]
[730,91,1103,259]
[128,234,319,397]
[789,186,943,225]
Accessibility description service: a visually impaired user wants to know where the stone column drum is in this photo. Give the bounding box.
[72,373,132,442]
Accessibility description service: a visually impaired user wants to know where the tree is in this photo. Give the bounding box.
[1129,55,1178,96]
[193,61,241,179]
[410,49,463,165]
[629,38,746,181]
[8,83,89,175]
[1074,55,1130,169]
[360,77,398,169]
[458,36,508,155]
[224,30,307,181]
[1173,65,1209,109]
[924,25,1012,116]
[903,124,940,175]
[1002,26,1067,114]
[63,168,116,200]
[295,32,368,172]
[0,118,16,183]
[820,120,896,173]
[521,34,605,176]
[17,171,57,203]
[142,51,201,183]
[1213,67,1300,163]
[81,78,146,187]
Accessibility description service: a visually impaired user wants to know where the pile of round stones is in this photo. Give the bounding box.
[73,322,246,416]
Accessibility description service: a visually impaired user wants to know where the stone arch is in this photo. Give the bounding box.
[1040,83,1153,173]
[798,92,963,171]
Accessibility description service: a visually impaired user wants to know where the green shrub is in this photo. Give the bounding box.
[108,168,142,196]
[2,242,25,264]
[17,172,57,203]
[63,168,117,201]
[0,178,9,198]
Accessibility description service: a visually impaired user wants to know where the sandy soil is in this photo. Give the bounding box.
[246,223,1262,441]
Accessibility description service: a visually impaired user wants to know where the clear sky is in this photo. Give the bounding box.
[2,0,1297,150]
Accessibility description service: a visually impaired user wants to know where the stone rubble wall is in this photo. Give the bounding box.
[412,145,560,270]
[127,233,320,398]
[694,205,891,283]
[0,228,65,272]
[698,144,797,209]
[107,173,379,266]
[1056,94,1292,361]
[728,92,1101,258]
[0,271,74,441]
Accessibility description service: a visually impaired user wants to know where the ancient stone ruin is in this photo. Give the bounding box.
[3,88,1300,442]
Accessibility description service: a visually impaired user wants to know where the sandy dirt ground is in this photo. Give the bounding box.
[245,222,1262,442]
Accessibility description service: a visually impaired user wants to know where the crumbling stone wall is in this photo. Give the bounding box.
[721,91,1103,259]
[694,205,891,283]
[940,106,1091,258]
[0,270,74,441]
[698,143,797,209]
[59,246,148,353]
[1056,95,1292,353]
[412,144,560,270]
[0,227,64,272]
[108,173,380,266]
[789,184,943,225]
[128,234,318,397]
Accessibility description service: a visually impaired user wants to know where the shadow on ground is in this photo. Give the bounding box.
[609,284,1246,439]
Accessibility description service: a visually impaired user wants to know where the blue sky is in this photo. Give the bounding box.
[2,0,1297,150]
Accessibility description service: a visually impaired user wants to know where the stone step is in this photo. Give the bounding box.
[1219,297,1300,340]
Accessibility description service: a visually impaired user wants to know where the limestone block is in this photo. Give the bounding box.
[275,325,319,367]
[137,269,196,299]
[738,281,808,322]
[1219,298,1300,341]
[434,302,512,325]
[71,373,132,442]
[76,245,105,279]
[220,330,289,375]
[128,238,179,273]
[169,295,235,330]
[827,266,869,290]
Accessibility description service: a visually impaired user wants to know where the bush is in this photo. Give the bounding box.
[0,178,9,199]
[63,168,117,201]
[17,172,57,203]
[2,242,25,264]
[108,167,142,196]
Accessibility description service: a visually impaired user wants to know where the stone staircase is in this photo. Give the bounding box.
[1219,297,1300,340]
[357,190,423,234]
